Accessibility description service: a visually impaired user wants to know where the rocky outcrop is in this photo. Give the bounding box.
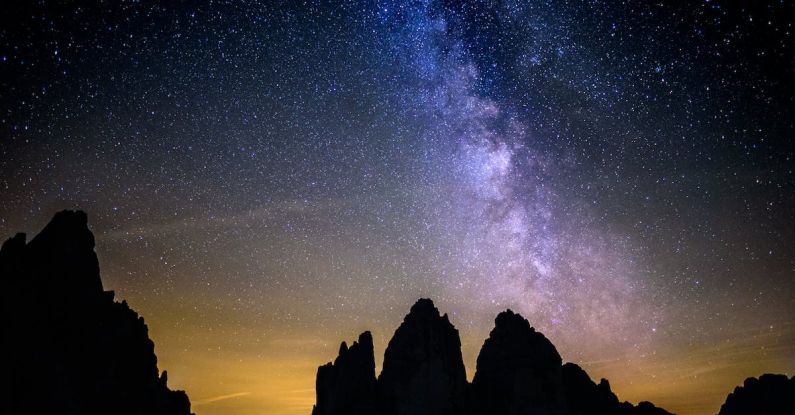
[561,363,671,415]
[470,310,567,415]
[0,210,192,415]
[718,374,795,415]
[378,298,468,415]
[313,331,377,415]
[561,363,620,414]
[312,299,674,415]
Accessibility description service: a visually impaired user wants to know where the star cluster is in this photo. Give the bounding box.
[1,2,793,415]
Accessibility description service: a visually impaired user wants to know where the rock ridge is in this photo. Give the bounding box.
[0,210,193,415]
[312,299,674,415]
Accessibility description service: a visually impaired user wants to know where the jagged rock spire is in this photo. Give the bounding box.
[313,300,675,415]
[718,374,795,415]
[471,309,567,415]
[378,298,467,415]
[313,331,377,415]
[0,210,192,415]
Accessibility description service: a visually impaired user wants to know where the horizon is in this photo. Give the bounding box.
[1,2,794,415]
[2,210,793,415]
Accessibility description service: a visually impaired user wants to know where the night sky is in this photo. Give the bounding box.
[1,1,794,414]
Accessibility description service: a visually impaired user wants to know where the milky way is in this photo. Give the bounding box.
[1,1,793,415]
[384,1,655,352]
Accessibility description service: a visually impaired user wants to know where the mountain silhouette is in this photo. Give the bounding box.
[717,374,795,415]
[0,210,192,415]
[312,298,673,415]
[377,299,468,415]
[313,331,378,415]
[471,309,567,415]
[5,211,792,415]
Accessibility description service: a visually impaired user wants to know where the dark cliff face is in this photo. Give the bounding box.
[561,362,620,415]
[378,298,468,415]
[471,309,567,415]
[718,374,795,415]
[312,299,675,415]
[313,331,378,415]
[469,310,672,415]
[561,363,671,415]
[0,210,192,415]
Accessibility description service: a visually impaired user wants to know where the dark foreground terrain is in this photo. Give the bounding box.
[717,374,795,415]
[0,210,192,415]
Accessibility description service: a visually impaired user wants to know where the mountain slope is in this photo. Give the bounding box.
[0,210,192,415]
[312,299,673,415]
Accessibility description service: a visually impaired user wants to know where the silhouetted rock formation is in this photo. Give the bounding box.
[0,210,192,415]
[718,374,795,415]
[312,299,673,415]
[313,331,377,415]
[471,310,567,415]
[561,362,670,415]
[561,363,619,414]
[378,298,468,415]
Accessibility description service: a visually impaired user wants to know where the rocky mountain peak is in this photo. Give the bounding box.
[378,298,467,415]
[0,210,192,415]
[313,301,677,415]
[718,374,795,415]
[313,331,377,415]
[471,309,567,415]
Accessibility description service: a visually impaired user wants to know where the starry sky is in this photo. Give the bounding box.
[1,1,794,414]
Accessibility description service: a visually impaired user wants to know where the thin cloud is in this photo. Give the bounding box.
[193,392,251,406]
